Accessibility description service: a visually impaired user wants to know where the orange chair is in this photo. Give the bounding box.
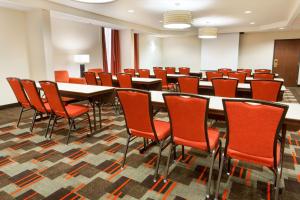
[251,80,283,102]
[178,76,199,94]
[179,67,190,75]
[39,81,92,144]
[212,78,238,98]
[228,72,247,83]
[99,72,113,86]
[84,72,99,85]
[206,71,223,81]
[154,69,175,91]
[237,69,252,77]
[124,68,136,77]
[255,69,271,73]
[21,79,51,132]
[153,66,163,71]
[117,73,132,88]
[117,89,170,181]
[215,99,288,200]
[165,67,176,74]
[163,93,220,198]
[54,70,86,84]
[88,68,103,77]
[218,68,232,76]
[138,69,150,78]
[254,73,275,80]
[7,77,32,127]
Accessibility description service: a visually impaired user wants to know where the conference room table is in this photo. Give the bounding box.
[37,82,115,132]
[198,81,286,101]
[112,76,162,90]
[201,72,280,79]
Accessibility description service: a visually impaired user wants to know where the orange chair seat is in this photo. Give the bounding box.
[174,128,219,150]
[130,120,170,141]
[44,103,52,113]
[162,83,175,90]
[228,143,280,168]
[22,102,31,109]
[64,104,90,118]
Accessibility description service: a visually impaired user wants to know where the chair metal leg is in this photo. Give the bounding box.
[66,119,74,144]
[164,143,173,183]
[153,141,164,182]
[44,115,53,138]
[86,113,93,136]
[17,107,24,127]
[30,110,37,132]
[181,145,185,160]
[122,135,131,168]
[97,102,102,129]
[173,145,177,160]
[49,116,57,139]
[215,152,225,200]
[206,150,216,198]
[227,157,231,175]
[274,165,282,200]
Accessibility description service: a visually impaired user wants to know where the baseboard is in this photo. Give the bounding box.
[0,103,19,110]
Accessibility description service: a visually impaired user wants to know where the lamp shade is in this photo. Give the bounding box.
[74,54,90,64]
[163,10,192,29]
[198,27,218,39]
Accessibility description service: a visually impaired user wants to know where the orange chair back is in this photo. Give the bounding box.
[117,89,158,140]
[7,77,30,108]
[228,72,247,83]
[255,69,271,73]
[54,70,69,83]
[218,68,232,76]
[124,68,135,77]
[84,72,98,85]
[39,81,67,118]
[164,94,211,151]
[88,68,103,77]
[206,71,223,81]
[237,69,252,77]
[153,67,163,71]
[253,73,275,80]
[212,78,238,98]
[154,69,168,86]
[251,80,283,102]
[179,67,190,75]
[178,76,199,94]
[117,73,132,88]
[99,72,113,86]
[165,67,176,74]
[223,99,288,167]
[21,79,48,113]
[138,69,150,78]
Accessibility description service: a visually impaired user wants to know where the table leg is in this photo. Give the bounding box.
[92,98,96,132]
[98,97,102,129]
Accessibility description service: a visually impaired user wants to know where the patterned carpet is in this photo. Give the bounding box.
[0,89,299,200]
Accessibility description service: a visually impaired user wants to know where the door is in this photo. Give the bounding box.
[273,39,300,87]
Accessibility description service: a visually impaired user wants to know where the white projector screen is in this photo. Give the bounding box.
[200,33,240,70]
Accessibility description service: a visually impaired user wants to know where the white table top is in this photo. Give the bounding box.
[150,91,300,122]
[112,76,161,83]
[201,72,280,79]
[199,81,286,91]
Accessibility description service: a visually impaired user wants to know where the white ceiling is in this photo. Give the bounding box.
[48,0,300,33]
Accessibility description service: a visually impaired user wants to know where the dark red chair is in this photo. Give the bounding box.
[21,79,51,132]
[84,72,99,85]
[237,69,252,77]
[163,93,220,198]
[206,71,223,81]
[7,77,32,127]
[255,69,271,73]
[215,99,288,200]
[212,78,238,98]
[153,66,163,70]
[154,69,175,91]
[179,67,190,75]
[165,67,176,74]
[254,73,275,80]
[117,73,132,88]
[116,89,170,181]
[218,68,232,76]
[138,69,150,78]
[39,81,92,144]
[178,76,199,94]
[251,80,283,102]
[99,72,113,86]
[124,68,136,77]
[228,72,247,83]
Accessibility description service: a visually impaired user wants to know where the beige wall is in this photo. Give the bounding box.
[0,8,30,106]
[51,17,103,77]
[119,29,134,70]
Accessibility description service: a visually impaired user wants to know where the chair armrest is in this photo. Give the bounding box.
[69,77,86,84]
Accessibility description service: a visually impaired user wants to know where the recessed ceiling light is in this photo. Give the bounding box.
[244,10,252,14]
[250,22,255,25]
[128,9,135,13]
[72,0,115,3]
[279,27,285,30]
[159,20,163,23]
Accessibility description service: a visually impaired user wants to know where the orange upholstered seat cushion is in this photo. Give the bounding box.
[65,104,90,118]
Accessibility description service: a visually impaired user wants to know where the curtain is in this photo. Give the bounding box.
[111,29,121,75]
[101,27,108,72]
[134,33,139,70]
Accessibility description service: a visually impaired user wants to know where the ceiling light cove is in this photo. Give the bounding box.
[72,0,115,3]
[163,10,192,29]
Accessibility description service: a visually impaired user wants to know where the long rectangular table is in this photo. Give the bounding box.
[112,76,162,90]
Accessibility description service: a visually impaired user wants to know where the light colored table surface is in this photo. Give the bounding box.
[112,76,161,83]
